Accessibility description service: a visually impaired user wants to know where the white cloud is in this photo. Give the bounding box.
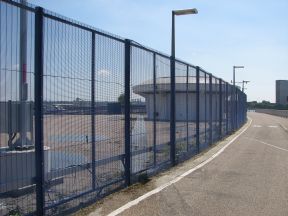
[97,69,110,76]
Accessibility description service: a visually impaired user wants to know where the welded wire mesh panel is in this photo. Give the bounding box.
[204,72,210,145]
[175,61,188,159]
[237,90,241,126]
[0,1,36,215]
[211,77,218,142]
[42,12,126,213]
[207,74,213,144]
[236,89,241,128]
[93,34,125,192]
[154,54,171,165]
[239,91,243,125]
[222,81,227,135]
[199,70,209,150]
[130,45,154,175]
[187,66,197,153]
[215,78,222,141]
[241,92,246,124]
[42,14,93,213]
[227,84,233,133]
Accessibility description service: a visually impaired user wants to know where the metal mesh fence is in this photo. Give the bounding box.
[199,70,208,150]
[187,66,197,154]
[154,54,171,166]
[130,45,154,175]
[0,1,36,215]
[0,0,247,215]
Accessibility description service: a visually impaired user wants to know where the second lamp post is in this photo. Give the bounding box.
[170,8,198,165]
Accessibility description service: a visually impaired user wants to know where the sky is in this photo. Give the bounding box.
[29,0,288,102]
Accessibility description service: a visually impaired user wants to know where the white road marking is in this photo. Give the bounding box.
[253,125,262,128]
[244,137,288,152]
[268,125,278,128]
[279,123,288,131]
[106,118,253,216]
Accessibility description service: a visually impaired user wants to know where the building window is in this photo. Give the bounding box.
[287,96,288,102]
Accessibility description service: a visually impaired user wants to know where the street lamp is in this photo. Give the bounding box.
[233,66,244,89]
[231,80,250,92]
[171,8,198,59]
[242,80,250,92]
[170,8,198,164]
[232,66,244,131]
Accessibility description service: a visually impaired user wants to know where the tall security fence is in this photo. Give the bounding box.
[0,0,247,215]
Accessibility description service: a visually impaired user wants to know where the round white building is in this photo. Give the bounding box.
[133,76,225,122]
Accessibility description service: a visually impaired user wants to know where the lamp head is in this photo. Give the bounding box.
[233,66,244,69]
[173,8,198,16]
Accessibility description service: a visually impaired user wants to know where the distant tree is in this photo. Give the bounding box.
[118,93,125,105]
[247,100,288,110]
[261,100,271,104]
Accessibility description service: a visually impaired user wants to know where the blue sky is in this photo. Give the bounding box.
[29,0,288,102]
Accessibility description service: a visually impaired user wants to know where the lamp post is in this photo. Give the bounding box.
[232,66,244,130]
[171,8,198,61]
[232,80,250,92]
[233,66,244,89]
[170,8,198,165]
[241,80,250,92]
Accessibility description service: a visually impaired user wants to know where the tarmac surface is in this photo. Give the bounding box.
[86,112,288,216]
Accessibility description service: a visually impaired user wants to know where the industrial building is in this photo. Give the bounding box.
[276,80,288,105]
[133,76,225,121]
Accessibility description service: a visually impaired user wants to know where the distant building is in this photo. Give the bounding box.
[133,76,225,121]
[276,80,288,105]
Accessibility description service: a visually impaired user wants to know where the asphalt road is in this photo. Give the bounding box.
[118,112,288,216]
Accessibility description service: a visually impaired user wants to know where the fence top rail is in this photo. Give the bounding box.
[0,0,125,43]
[131,41,197,70]
[131,42,170,60]
[0,0,36,12]
[199,67,234,87]
[43,10,126,43]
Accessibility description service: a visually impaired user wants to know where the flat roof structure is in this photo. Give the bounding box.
[133,76,226,121]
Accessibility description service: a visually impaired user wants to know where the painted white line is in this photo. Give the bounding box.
[268,125,278,128]
[279,123,288,131]
[107,118,253,216]
[244,137,288,152]
[253,125,262,128]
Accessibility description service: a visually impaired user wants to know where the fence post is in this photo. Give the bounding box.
[245,94,247,121]
[204,72,207,144]
[209,74,213,145]
[230,85,233,132]
[235,88,238,129]
[232,86,235,131]
[34,6,45,216]
[186,65,189,152]
[225,82,228,134]
[153,53,156,166]
[196,66,200,153]
[170,57,176,165]
[124,39,131,185]
[91,32,96,190]
[219,79,222,138]
[240,93,242,125]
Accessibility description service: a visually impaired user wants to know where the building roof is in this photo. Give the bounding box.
[133,76,225,95]
[138,76,218,85]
